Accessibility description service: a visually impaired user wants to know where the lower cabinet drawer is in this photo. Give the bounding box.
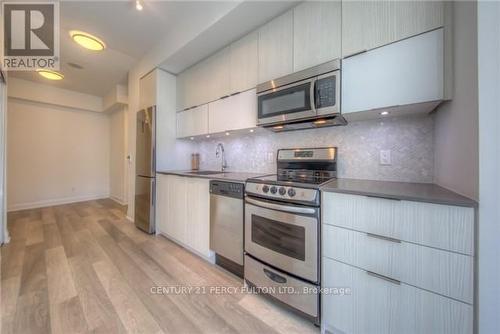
[322,225,473,304]
[244,255,318,318]
[322,258,473,334]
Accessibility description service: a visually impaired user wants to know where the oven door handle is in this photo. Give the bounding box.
[246,197,317,215]
[263,268,287,284]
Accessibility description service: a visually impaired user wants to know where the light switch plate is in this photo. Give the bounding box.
[380,150,392,165]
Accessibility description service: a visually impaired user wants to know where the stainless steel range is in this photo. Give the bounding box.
[244,147,337,325]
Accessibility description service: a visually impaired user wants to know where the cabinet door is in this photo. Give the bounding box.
[176,104,209,138]
[342,1,444,57]
[204,47,231,102]
[139,71,156,110]
[342,28,444,115]
[186,178,211,257]
[230,31,258,93]
[322,258,473,334]
[258,11,293,83]
[293,1,341,71]
[155,174,169,235]
[167,176,187,243]
[208,88,257,134]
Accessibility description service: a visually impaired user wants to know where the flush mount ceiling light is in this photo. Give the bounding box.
[37,69,64,80]
[70,30,106,51]
[135,0,143,11]
[380,111,390,116]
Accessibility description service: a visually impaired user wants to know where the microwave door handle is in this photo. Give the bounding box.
[309,78,317,113]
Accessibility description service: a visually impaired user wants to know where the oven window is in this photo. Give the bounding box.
[251,214,305,261]
[258,83,311,119]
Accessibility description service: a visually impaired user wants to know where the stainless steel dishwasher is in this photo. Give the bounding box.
[210,180,244,277]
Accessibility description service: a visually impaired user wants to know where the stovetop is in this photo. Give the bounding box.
[247,174,334,188]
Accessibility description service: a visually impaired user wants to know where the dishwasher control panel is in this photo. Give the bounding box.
[210,180,244,199]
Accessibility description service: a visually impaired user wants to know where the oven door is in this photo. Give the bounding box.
[257,78,316,126]
[244,197,319,283]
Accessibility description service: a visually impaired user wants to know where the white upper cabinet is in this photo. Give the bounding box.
[258,11,294,84]
[342,28,444,116]
[293,1,341,71]
[342,1,444,57]
[176,104,208,138]
[230,32,259,93]
[204,47,231,101]
[139,71,156,110]
[208,88,257,134]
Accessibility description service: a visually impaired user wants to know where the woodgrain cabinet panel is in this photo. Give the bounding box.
[176,104,209,138]
[293,1,341,71]
[208,88,257,134]
[230,32,258,93]
[322,258,473,334]
[341,0,444,57]
[323,225,473,304]
[258,11,293,83]
[322,192,474,255]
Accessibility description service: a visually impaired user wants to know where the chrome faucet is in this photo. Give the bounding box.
[215,143,228,172]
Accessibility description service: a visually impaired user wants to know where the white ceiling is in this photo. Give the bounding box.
[10,1,297,97]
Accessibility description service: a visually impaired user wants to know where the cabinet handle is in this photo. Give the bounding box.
[366,271,401,285]
[230,91,241,96]
[344,49,368,58]
[366,195,401,201]
[366,232,401,243]
[219,95,230,100]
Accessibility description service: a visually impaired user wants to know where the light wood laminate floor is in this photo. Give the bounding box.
[1,199,318,334]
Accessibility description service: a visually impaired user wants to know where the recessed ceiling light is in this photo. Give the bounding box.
[136,0,143,11]
[206,135,210,138]
[380,111,390,116]
[190,137,194,140]
[70,30,106,51]
[225,132,230,136]
[37,69,64,80]
[249,129,254,133]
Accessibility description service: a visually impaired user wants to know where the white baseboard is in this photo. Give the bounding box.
[110,196,127,206]
[7,193,109,212]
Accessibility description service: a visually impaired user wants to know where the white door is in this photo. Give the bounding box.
[230,31,258,93]
[342,28,444,115]
[208,88,257,134]
[293,1,341,71]
[185,178,211,257]
[258,11,293,83]
[341,0,444,57]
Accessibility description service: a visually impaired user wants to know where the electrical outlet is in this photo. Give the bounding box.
[380,150,392,165]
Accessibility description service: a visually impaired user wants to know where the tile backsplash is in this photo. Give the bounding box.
[189,114,434,183]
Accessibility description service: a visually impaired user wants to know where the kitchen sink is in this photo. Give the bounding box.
[186,170,224,175]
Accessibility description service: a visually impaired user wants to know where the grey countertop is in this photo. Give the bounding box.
[320,178,477,208]
[156,170,270,183]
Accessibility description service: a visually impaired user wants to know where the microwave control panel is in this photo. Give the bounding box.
[316,75,336,108]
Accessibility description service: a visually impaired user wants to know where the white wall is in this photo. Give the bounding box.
[6,96,110,211]
[8,78,103,113]
[477,1,500,333]
[434,1,479,200]
[109,107,127,204]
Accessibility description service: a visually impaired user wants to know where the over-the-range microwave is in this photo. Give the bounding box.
[256,59,346,132]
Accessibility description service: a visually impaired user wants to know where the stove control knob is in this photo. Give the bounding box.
[279,187,286,196]
[262,185,269,193]
[287,188,296,197]
[270,186,277,194]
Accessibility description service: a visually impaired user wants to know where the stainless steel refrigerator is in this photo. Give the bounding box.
[134,106,156,233]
